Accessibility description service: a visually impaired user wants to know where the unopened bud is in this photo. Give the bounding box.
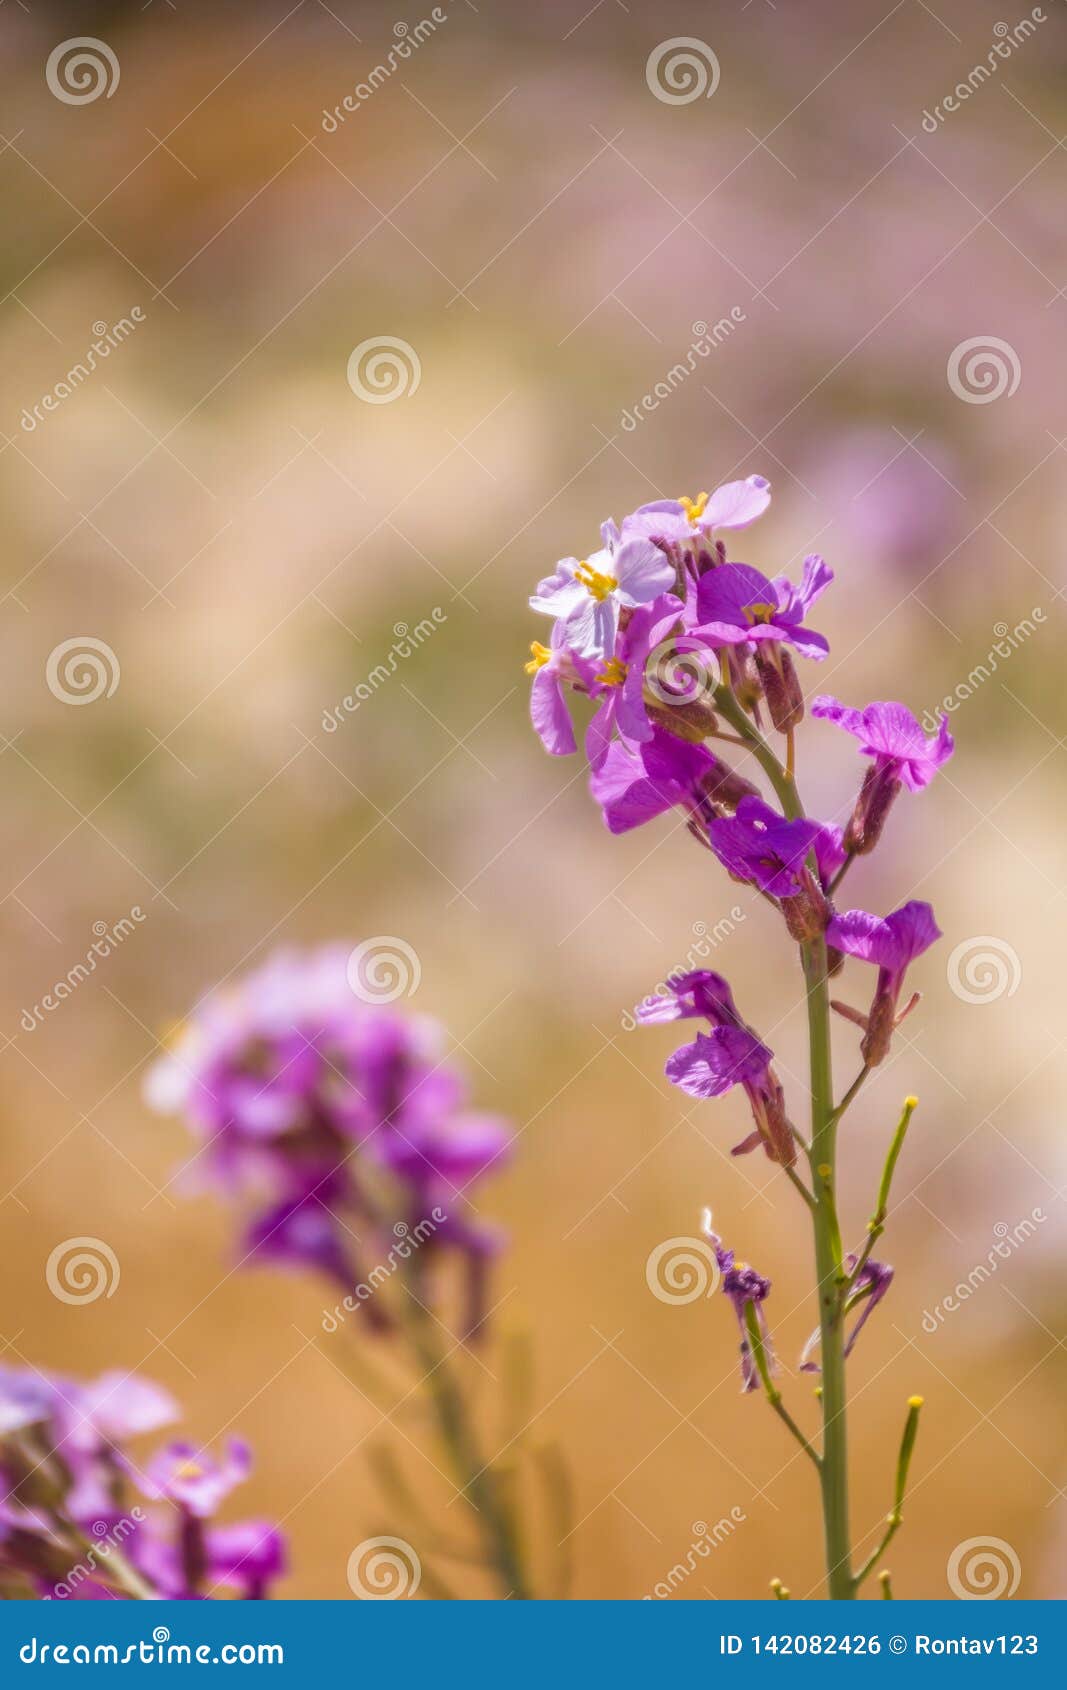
[845,764,902,854]
[754,644,804,732]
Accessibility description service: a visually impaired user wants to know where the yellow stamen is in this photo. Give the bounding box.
[574,559,618,601]
[744,602,778,625]
[678,491,710,525]
[175,1460,204,1479]
[596,657,627,687]
[524,641,552,675]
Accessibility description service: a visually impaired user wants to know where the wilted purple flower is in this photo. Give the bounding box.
[812,697,954,853]
[648,978,797,1166]
[703,1213,776,1393]
[529,527,675,660]
[801,1257,894,1373]
[828,901,941,1065]
[694,556,833,661]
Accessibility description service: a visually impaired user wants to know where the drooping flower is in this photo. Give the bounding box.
[828,901,942,1065]
[648,979,797,1165]
[800,1257,894,1373]
[703,1212,776,1393]
[589,727,756,837]
[811,697,954,852]
[529,526,675,660]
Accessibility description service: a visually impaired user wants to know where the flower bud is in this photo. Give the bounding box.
[845,763,902,854]
[754,644,804,732]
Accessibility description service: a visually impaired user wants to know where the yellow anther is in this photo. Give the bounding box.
[596,657,627,687]
[678,491,710,524]
[743,602,778,625]
[524,641,552,675]
[574,559,618,601]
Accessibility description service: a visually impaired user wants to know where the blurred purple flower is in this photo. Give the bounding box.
[828,901,941,1064]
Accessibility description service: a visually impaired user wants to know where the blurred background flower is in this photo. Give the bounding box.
[2,0,1065,1598]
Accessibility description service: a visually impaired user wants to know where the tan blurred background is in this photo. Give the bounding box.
[2,0,1066,1598]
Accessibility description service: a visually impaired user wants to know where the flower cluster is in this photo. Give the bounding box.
[0,1366,283,1599]
[144,946,512,1338]
[528,471,954,1388]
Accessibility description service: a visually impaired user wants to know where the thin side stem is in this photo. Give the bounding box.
[853,1395,923,1591]
[849,1095,918,1290]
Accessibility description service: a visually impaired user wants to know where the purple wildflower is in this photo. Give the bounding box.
[146,947,512,1337]
[529,527,675,660]
[0,1366,283,1601]
[694,556,833,661]
[812,697,954,852]
[646,977,798,1166]
[828,901,942,1065]
[703,1213,776,1393]
[708,796,835,939]
[621,476,772,568]
[589,726,755,837]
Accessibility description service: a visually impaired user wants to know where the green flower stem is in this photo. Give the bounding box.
[397,1283,531,1600]
[803,931,854,1599]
